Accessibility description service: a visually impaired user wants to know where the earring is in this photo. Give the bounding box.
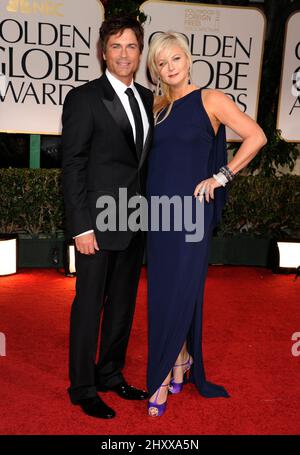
[188,69,192,85]
[156,77,162,96]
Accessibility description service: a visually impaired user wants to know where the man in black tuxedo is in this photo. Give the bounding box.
[62,15,153,419]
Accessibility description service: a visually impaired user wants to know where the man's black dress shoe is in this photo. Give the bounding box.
[74,395,116,419]
[97,381,149,400]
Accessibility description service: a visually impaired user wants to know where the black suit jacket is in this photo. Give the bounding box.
[62,74,154,250]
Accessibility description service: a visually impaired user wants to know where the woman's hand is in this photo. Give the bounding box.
[194,177,221,203]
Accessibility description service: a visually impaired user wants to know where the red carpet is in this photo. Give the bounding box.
[0,266,299,435]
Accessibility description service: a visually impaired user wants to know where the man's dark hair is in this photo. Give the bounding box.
[99,15,144,54]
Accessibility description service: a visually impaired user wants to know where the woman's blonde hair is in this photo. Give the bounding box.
[147,31,192,124]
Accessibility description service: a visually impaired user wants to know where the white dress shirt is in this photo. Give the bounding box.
[105,69,149,143]
[75,70,149,239]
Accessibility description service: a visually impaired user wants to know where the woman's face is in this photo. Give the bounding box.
[155,45,190,88]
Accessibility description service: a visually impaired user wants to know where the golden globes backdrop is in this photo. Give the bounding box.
[0,0,104,134]
[137,0,266,141]
[277,11,300,142]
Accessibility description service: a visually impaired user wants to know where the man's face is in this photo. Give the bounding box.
[103,28,141,85]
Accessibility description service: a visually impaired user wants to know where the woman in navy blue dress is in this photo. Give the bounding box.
[146,32,267,417]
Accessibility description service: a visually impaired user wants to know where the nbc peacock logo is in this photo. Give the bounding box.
[6,0,64,17]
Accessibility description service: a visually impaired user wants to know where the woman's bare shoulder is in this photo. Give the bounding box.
[201,88,226,102]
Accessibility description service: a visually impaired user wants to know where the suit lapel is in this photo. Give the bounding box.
[97,75,137,161]
[96,75,154,168]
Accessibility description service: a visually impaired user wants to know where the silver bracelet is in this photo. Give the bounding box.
[213,172,228,187]
[220,165,235,182]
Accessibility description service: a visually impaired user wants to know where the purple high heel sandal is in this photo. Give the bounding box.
[169,354,193,394]
[148,384,169,417]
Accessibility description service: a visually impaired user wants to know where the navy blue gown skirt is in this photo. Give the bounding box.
[147,89,230,398]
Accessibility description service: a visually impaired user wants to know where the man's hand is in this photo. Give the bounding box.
[75,232,100,255]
